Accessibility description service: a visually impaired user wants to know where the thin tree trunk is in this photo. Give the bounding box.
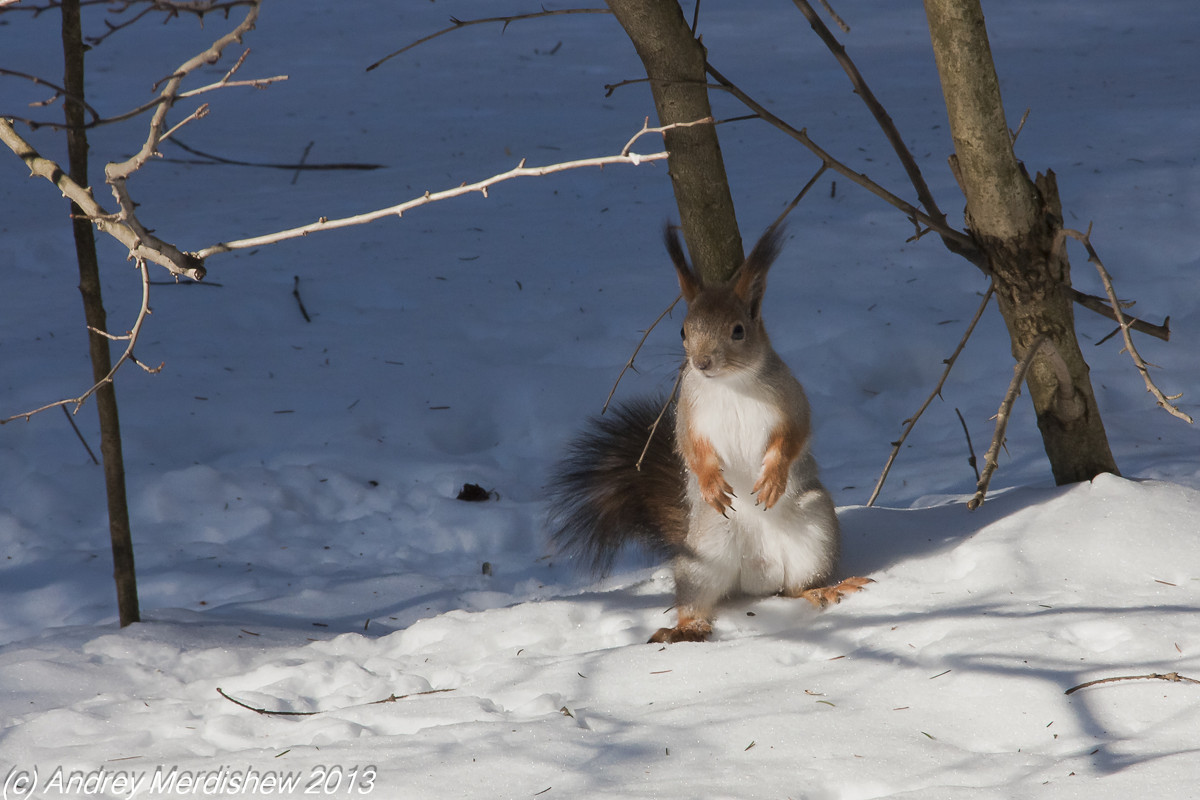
[62,0,140,625]
[605,0,744,282]
[923,0,1118,484]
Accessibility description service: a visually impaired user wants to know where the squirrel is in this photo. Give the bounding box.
[548,222,871,643]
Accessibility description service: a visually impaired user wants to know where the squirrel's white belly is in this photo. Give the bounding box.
[683,376,831,596]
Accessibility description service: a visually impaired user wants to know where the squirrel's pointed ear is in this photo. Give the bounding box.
[733,224,785,318]
[664,223,700,302]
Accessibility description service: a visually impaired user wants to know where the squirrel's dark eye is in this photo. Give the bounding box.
[680,326,686,340]
[731,323,745,341]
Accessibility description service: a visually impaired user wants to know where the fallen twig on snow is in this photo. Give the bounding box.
[1065,671,1200,696]
[216,686,455,717]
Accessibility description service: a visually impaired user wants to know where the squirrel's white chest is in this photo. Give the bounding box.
[684,375,779,481]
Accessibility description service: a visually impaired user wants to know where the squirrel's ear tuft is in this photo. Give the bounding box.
[664,223,700,303]
[733,224,785,318]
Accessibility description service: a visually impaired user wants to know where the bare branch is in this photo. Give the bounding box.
[968,334,1049,511]
[94,64,287,130]
[867,286,994,506]
[366,7,612,73]
[0,67,103,125]
[0,2,269,280]
[1069,287,1169,341]
[85,1,260,46]
[1,260,158,424]
[105,2,262,184]
[704,61,984,267]
[192,119,690,260]
[0,117,206,279]
[1061,227,1192,423]
[790,0,955,252]
[620,115,713,155]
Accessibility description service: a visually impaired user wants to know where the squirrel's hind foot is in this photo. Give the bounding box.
[794,576,874,609]
[649,616,713,644]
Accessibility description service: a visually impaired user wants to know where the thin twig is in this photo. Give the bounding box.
[83,1,257,46]
[0,67,103,125]
[1065,672,1200,696]
[1061,227,1191,423]
[1010,107,1031,145]
[635,370,684,471]
[2,260,160,424]
[867,286,993,506]
[967,334,1049,511]
[366,8,612,72]
[217,686,455,717]
[817,0,850,33]
[602,294,682,414]
[769,162,829,231]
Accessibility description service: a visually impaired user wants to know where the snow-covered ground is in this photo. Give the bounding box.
[1,1,1198,797]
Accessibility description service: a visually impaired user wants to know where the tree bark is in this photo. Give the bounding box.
[605,0,744,282]
[62,0,141,626]
[924,0,1118,484]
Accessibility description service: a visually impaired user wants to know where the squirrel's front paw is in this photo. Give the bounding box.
[752,469,788,510]
[698,473,735,516]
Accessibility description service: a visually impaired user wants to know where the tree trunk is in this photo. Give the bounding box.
[605,0,744,282]
[923,0,1118,484]
[62,0,141,626]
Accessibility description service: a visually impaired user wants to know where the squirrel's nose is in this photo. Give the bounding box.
[693,355,713,372]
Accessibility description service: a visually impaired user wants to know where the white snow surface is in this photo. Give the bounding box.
[1,1,1199,798]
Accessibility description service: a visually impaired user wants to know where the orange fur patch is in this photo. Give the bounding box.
[752,419,809,509]
[684,428,733,515]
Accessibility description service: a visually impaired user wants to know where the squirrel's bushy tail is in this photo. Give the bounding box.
[547,398,687,575]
